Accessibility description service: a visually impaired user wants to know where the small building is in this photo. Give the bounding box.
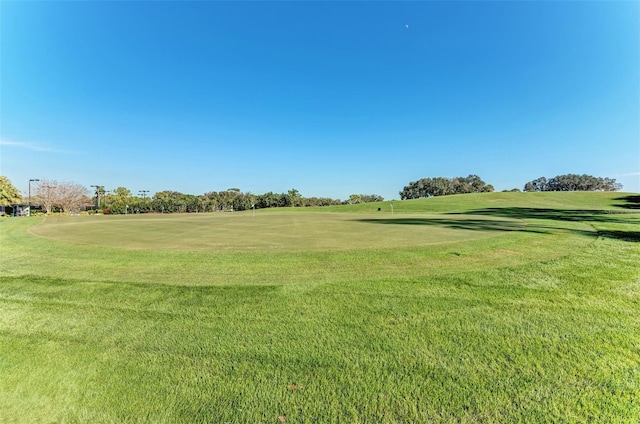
[1,204,33,217]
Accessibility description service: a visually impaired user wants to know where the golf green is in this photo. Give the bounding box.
[30,212,527,252]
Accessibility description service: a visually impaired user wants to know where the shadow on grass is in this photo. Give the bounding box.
[616,195,640,210]
[356,207,639,243]
[597,230,640,242]
[355,217,535,233]
[448,207,638,224]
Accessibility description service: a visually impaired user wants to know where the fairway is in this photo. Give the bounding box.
[1,192,639,423]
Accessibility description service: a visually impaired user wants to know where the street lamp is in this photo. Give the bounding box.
[28,179,40,217]
[138,190,149,213]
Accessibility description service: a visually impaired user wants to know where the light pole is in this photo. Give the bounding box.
[28,179,40,216]
[139,190,149,213]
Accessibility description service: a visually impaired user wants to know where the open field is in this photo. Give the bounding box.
[1,192,639,422]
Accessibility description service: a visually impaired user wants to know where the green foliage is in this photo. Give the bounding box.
[285,188,303,207]
[348,193,362,204]
[150,190,200,213]
[348,193,384,204]
[303,196,342,207]
[202,189,246,211]
[360,193,384,203]
[400,174,494,199]
[255,191,285,208]
[86,186,343,215]
[254,191,341,208]
[524,174,622,192]
[0,176,22,206]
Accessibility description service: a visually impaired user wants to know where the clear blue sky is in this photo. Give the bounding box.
[1,1,638,200]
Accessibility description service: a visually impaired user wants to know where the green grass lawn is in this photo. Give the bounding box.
[1,192,638,422]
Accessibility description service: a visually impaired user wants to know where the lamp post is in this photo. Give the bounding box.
[138,190,149,213]
[28,179,40,217]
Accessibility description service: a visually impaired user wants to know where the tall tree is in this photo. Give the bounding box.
[104,186,134,214]
[256,191,286,208]
[57,182,90,214]
[286,189,302,207]
[34,179,59,214]
[33,180,90,214]
[0,176,22,206]
[181,194,200,212]
[360,194,384,203]
[200,192,220,212]
[152,191,181,213]
[348,194,362,204]
[90,185,106,211]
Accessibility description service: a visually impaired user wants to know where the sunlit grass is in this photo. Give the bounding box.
[30,212,524,252]
[0,192,638,422]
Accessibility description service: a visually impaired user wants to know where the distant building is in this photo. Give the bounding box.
[0,204,35,217]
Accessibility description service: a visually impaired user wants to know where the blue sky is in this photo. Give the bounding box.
[1,1,638,200]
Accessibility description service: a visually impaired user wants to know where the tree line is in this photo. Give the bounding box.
[0,177,384,215]
[1,172,625,216]
[113,188,349,214]
[400,175,494,199]
[523,174,622,192]
[400,173,623,199]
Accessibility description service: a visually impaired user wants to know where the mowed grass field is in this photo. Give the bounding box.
[1,192,638,422]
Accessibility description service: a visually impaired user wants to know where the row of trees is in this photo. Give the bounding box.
[523,174,622,192]
[348,194,384,204]
[77,187,340,214]
[2,172,624,216]
[400,175,494,199]
[1,178,384,215]
[124,188,346,214]
[98,188,379,213]
[0,178,91,215]
[399,173,624,199]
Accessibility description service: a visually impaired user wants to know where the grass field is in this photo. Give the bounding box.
[1,192,639,422]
